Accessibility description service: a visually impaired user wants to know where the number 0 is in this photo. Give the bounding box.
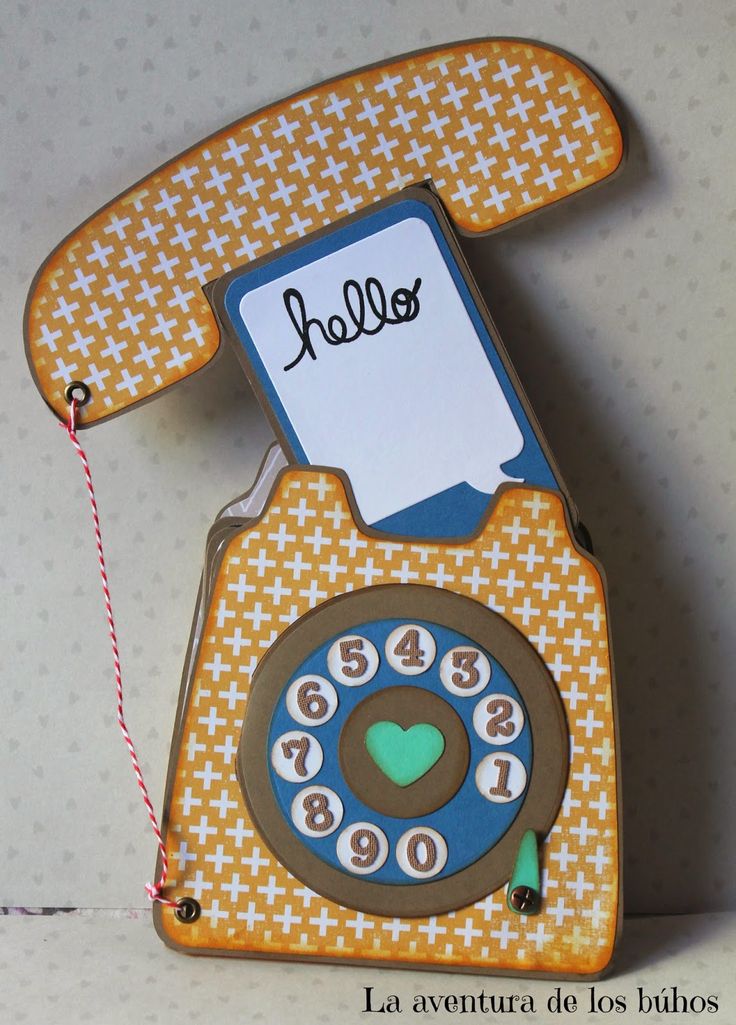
[406,831,437,872]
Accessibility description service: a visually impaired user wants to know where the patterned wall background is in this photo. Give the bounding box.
[1,0,734,916]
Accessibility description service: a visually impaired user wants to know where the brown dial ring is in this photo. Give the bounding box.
[237,584,568,918]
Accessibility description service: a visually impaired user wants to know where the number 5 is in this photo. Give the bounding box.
[340,638,368,678]
[328,635,379,685]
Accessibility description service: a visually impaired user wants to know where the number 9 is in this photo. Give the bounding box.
[336,823,389,875]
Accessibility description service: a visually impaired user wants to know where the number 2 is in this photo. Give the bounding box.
[485,698,515,738]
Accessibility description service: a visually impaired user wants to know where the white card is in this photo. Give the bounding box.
[231,205,524,526]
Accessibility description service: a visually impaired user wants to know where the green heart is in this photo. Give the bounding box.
[364,721,445,787]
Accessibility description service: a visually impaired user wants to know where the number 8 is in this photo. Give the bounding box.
[303,791,334,832]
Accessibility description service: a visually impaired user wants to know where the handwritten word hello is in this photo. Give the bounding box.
[282,276,422,371]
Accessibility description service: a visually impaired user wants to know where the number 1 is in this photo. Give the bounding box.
[488,757,512,799]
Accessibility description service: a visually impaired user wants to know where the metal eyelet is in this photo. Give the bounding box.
[64,380,91,406]
[174,896,201,923]
[174,896,202,923]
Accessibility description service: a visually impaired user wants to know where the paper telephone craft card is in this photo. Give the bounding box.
[24,40,624,978]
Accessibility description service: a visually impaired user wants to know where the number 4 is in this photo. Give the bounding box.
[394,628,425,668]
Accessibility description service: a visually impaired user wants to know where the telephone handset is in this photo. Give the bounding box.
[24,39,624,979]
[24,39,623,428]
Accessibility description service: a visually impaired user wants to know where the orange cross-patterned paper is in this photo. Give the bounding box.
[156,470,620,977]
[26,40,622,425]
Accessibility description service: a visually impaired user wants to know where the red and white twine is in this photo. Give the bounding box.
[61,397,177,907]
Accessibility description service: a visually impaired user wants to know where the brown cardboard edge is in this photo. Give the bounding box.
[171,449,283,733]
[24,36,625,429]
[153,466,622,975]
[176,515,262,731]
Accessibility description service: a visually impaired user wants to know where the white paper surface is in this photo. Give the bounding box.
[239,216,523,523]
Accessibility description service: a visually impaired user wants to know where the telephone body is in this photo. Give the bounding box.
[25,39,624,978]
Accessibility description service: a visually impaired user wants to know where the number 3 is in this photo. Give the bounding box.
[440,645,491,697]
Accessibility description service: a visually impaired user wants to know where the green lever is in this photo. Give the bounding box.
[507,829,541,916]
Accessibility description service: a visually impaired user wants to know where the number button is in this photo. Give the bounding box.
[286,675,338,726]
[271,730,323,782]
[291,786,343,837]
[385,624,436,676]
[475,753,528,803]
[473,694,525,745]
[396,827,447,878]
[439,646,491,697]
[327,634,379,686]
[336,822,389,875]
